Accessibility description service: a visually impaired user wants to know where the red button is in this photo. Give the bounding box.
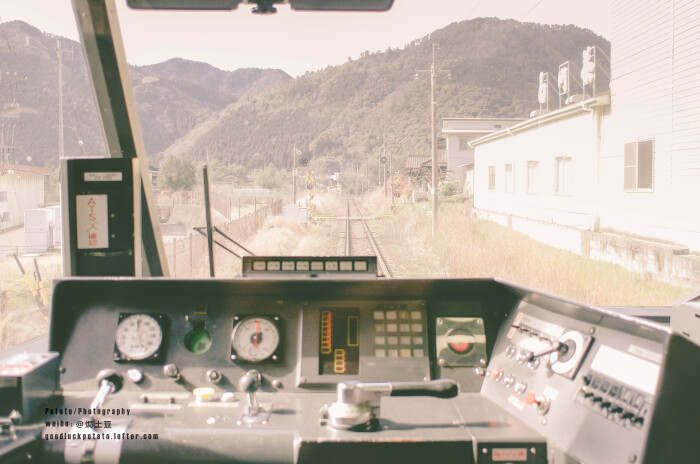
[449,341,471,353]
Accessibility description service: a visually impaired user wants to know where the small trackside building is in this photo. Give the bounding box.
[441,118,524,193]
[0,163,52,230]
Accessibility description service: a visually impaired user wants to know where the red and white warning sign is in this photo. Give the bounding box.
[76,194,109,249]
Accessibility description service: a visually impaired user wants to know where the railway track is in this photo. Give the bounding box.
[343,198,395,278]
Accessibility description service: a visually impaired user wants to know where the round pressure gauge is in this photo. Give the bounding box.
[115,314,163,361]
[231,316,280,362]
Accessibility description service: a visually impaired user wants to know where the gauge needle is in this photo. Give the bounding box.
[254,320,259,347]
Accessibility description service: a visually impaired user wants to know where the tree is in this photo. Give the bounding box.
[157,155,196,192]
[253,163,284,190]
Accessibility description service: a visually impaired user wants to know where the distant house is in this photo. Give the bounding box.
[470,0,700,286]
[0,163,52,230]
[441,118,524,191]
[405,152,447,182]
[214,172,253,187]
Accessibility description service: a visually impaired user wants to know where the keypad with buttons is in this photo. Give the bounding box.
[372,304,426,358]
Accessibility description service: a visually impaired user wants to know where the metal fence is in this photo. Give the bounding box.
[164,199,282,277]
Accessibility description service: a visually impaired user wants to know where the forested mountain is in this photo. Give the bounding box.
[165,18,610,175]
[1,17,609,175]
[0,21,290,168]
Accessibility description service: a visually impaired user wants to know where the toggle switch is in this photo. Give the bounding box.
[525,392,550,415]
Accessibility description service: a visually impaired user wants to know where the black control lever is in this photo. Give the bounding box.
[323,379,459,430]
[90,369,123,412]
[389,379,459,398]
[527,341,568,362]
[239,369,262,416]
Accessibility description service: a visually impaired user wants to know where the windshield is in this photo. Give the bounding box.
[1,0,698,351]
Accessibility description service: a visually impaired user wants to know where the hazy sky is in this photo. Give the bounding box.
[1,0,611,76]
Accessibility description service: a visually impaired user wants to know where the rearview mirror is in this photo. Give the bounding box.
[126,0,394,11]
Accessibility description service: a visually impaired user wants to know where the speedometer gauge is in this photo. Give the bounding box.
[114,314,164,361]
[231,316,281,362]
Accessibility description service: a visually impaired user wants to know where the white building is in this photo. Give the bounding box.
[0,164,52,230]
[471,0,700,287]
[441,118,524,192]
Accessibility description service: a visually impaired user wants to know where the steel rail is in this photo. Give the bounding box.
[350,199,393,278]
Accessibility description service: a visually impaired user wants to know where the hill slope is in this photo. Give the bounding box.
[0,21,291,168]
[167,18,609,174]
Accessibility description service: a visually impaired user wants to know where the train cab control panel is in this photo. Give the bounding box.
[0,278,698,464]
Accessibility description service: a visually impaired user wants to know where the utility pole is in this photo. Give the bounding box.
[0,74,23,168]
[292,144,297,204]
[365,152,369,194]
[382,133,387,199]
[389,148,393,206]
[416,43,451,236]
[57,39,73,161]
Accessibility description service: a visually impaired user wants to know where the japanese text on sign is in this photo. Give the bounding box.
[76,194,109,249]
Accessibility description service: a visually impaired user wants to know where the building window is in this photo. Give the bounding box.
[555,157,572,195]
[505,164,514,193]
[526,161,539,194]
[488,166,495,191]
[459,138,470,150]
[494,124,502,129]
[624,139,654,191]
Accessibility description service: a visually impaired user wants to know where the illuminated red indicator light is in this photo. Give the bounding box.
[525,392,539,405]
[321,312,333,354]
[449,341,471,353]
[447,331,474,354]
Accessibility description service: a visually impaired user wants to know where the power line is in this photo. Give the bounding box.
[466,0,484,20]
[521,0,547,21]
[0,17,27,79]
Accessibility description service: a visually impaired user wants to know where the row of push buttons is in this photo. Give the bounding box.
[490,367,550,414]
[490,367,528,395]
[375,335,423,346]
[375,323,423,333]
[252,260,368,272]
[374,310,422,321]
[375,348,425,358]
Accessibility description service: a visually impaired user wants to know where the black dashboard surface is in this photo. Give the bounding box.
[1,278,698,464]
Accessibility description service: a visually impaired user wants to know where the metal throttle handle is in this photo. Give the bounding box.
[324,379,459,430]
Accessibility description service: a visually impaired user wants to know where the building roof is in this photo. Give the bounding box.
[470,92,611,148]
[442,117,527,122]
[0,163,54,176]
[405,152,447,169]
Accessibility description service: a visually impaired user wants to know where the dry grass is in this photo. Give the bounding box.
[375,201,692,307]
[0,253,60,349]
[248,213,340,257]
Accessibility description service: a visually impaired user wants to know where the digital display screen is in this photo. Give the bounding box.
[590,345,660,395]
[319,308,360,375]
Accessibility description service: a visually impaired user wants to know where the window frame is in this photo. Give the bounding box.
[555,156,572,196]
[526,160,539,194]
[504,164,514,193]
[624,138,654,192]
